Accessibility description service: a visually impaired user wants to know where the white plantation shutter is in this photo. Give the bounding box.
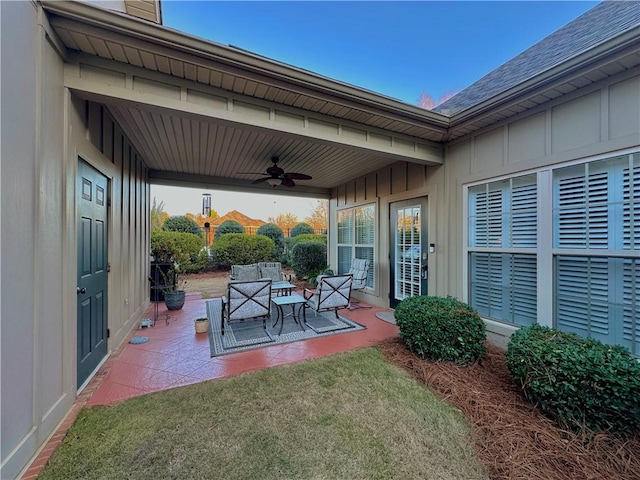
[470,187,504,248]
[623,259,639,353]
[511,182,537,247]
[337,205,375,288]
[556,256,611,342]
[470,253,536,325]
[510,255,537,325]
[468,175,537,326]
[623,165,640,250]
[470,253,504,318]
[555,169,609,249]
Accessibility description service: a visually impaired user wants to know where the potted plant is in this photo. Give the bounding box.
[162,268,187,310]
[194,317,209,334]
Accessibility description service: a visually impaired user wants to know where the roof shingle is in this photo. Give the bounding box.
[436,1,640,115]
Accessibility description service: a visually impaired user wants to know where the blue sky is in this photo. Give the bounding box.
[153,0,599,220]
[162,1,598,105]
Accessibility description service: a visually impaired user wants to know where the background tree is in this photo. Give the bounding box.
[214,219,244,240]
[151,198,169,231]
[162,215,202,237]
[290,222,315,237]
[304,200,328,233]
[417,90,458,110]
[267,212,298,236]
[256,223,285,258]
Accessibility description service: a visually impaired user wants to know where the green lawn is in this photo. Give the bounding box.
[39,348,487,480]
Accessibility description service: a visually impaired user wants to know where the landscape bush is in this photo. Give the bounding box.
[394,296,486,366]
[211,233,275,266]
[293,233,327,244]
[214,220,245,240]
[151,230,203,265]
[506,324,640,436]
[162,215,202,237]
[290,241,327,280]
[256,223,285,258]
[290,222,315,237]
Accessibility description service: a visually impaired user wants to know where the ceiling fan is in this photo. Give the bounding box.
[245,156,312,187]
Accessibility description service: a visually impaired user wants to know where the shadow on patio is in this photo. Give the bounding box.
[87,292,398,406]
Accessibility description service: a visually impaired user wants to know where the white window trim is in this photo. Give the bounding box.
[463,146,640,331]
[336,203,376,290]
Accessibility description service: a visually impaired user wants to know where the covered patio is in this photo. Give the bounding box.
[20,293,397,479]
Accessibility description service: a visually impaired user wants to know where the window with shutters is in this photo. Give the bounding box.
[467,174,538,326]
[553,153,640,354]
[337,204,375,288]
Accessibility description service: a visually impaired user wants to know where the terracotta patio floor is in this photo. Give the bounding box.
[20,292,398,479]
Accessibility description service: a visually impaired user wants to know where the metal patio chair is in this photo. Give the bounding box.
[302,274,353,321]
[347,258,371,309]
[221,278,272,335]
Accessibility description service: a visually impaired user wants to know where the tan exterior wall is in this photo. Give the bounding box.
[0,4,150,478]
[330,68,640,346]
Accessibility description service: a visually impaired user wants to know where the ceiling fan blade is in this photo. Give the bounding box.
[281,177,296,187]
[284,172,312,180]
[252,177,271,184]
[266,165,285,176]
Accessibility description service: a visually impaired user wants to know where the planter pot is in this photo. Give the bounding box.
[195,319,209,334]
[150,262,176,301]
[164,290,186,310]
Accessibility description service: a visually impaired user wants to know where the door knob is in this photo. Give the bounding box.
[77,287,86,295]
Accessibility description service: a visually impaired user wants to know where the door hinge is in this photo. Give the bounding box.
[107,328,110,338]
[107,263,111,273]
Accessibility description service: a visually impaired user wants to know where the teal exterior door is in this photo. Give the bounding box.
[390,198,428,308]
[77,159,108,388]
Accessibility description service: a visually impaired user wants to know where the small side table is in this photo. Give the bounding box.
[271,294,307,335]
[271,281,296,296]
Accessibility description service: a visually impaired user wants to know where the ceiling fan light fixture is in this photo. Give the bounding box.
[266,177,282,187]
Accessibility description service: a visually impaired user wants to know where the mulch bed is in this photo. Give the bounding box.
[377,337,640,480]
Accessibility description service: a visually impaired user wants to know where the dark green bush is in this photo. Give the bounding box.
[506,324,640,436]
[151,230,203,265]
[394,296,486,366]
[162,215,202,237]
[290,241,327,280]
[294,233,327,244]
[256,223,284,258]
[180,249,214,273]
[214,220,245,239]
[290,222,314,237]
[211,233,275,266]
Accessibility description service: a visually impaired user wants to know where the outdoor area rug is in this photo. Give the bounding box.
[206,299,366,357]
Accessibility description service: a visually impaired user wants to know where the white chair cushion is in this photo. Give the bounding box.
[232,263,260,281]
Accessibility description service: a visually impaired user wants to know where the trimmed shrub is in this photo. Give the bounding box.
[290,241,327,280]
[294,233,327,244]
[214,220,245,239]
[506,324,640,436]
[162,215,202,237]
[394,296,487,366]
[151,230,203,265]
[290,222,314,237]
[256,223,285,258]
[211,233,275,266]
[180,249,214,274]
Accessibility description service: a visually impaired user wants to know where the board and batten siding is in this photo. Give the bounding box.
[0,2,151,474]
[80,98,151,347]
[440,69,639,345]
[329,69,640,340]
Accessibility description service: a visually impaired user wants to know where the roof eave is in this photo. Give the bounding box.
[40,0,450,129]
[448,24,640,128]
